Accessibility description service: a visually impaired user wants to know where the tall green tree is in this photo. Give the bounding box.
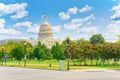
[76,38,90,45]
[51,42,65,61]
[90,34,105,44]
[0,51,4,65]
[11,46,24,65]
[33,47,41,60]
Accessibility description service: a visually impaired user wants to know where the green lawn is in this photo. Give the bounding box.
[0,59,120,70]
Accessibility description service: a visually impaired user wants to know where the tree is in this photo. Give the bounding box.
[39,48,46,60]
[72,44,84,66]
[28,50,34,60]
[0,51,4,65]
[33,47,47,60]
[51,42,65,61]
[44,48,52,60]
[19,41,33,56]
[92,44,100,65]
[37,41,42,47]
[11,46,24,65]
[1,41,18,59]
[90,34,105,44]
[33,47,40,60]
[76,38,90,45]
[110,44,119,65]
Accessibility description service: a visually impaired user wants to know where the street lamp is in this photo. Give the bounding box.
[66,35,70,70]
[24,42,27,67]
[47,40,52,67]
[2,46,4,65]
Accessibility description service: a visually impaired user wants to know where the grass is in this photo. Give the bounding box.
[0,59,120,70]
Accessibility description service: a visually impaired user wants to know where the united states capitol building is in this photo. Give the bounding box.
[0,14,62,48]
[28,14,62,48]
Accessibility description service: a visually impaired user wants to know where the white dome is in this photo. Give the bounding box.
[38,14,53,40]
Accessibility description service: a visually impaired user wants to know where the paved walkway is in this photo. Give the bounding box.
[0,66,120,80]
[82,68,119,72]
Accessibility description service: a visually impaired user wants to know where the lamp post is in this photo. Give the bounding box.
[24,42,27,67]
[66,35,70,70]
[48,40,52,67]
[2,46,4,65]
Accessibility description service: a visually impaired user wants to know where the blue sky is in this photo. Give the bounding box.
[0,0,120,42]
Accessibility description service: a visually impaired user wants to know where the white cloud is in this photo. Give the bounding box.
[0,28,21,36]
[71,18,83,24]
[64,23,82,30]
[68,6,78,14]
[0,3,28,19]
[14,21,40,34]
[103,33,118,42]
[14,21,32,28]
[0,35,30,40]
[11,10,28,20]
[84,14,95,21]
[111,4,120,20]
[58,6,78,20]
[107,22,120,33]
[0,18,5,28]
[11,36,29,39]
[104,22,120,42]
[79,26,98,34]
[87,22,92,25]
[27,24,39,33]
[64,14,95,30]
[59,5,93,20]
[71,14,95,23]
[58,12,70,20]
[0,18,21,36]
[107,23,119,34]
[79,5,93,13]
[52,25,61,33]
[76,26,98,40]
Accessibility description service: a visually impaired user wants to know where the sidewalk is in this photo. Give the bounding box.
[71,68,119,72]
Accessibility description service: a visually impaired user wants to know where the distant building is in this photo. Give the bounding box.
[37,14,62,48]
